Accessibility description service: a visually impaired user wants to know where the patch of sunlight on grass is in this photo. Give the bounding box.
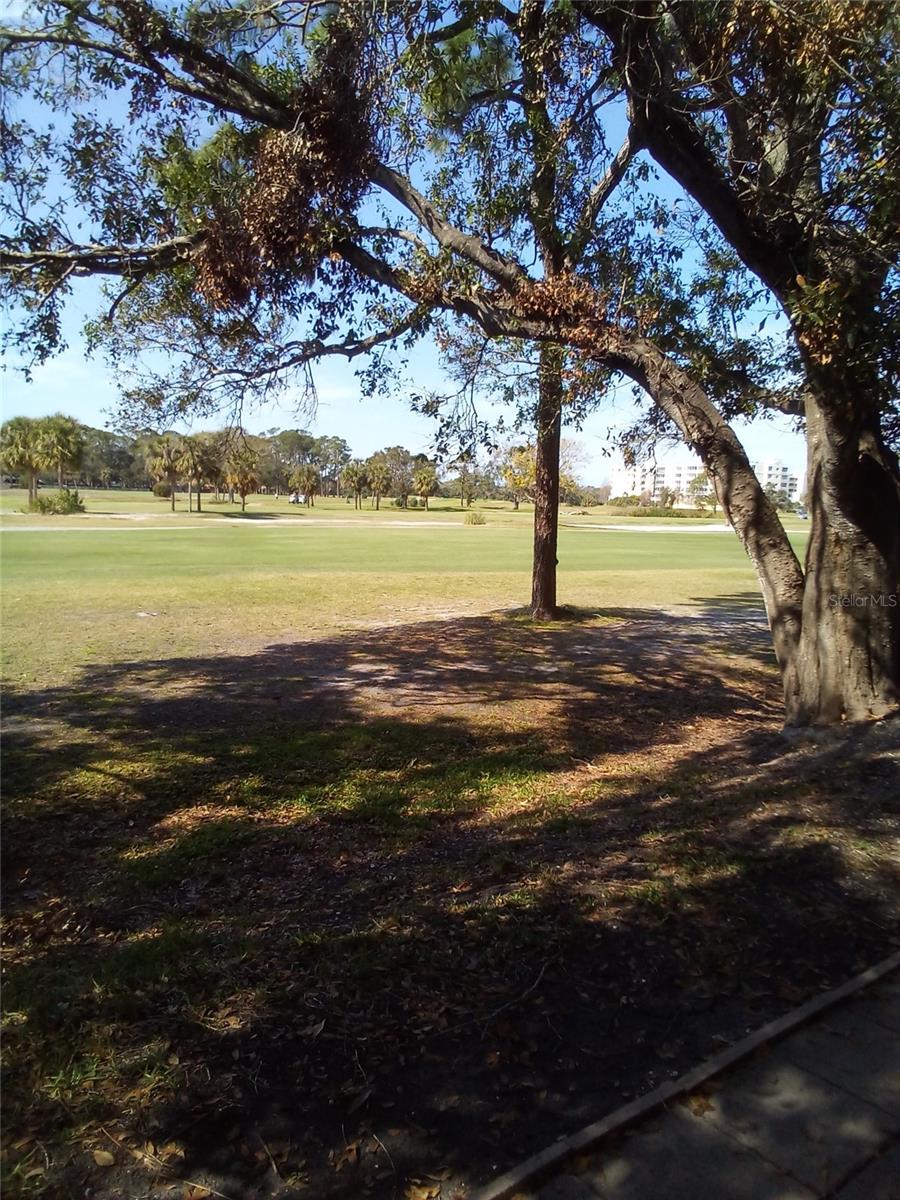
[119,819,256,886]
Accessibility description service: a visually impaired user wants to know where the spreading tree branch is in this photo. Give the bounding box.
[566,127,641,266]
[1,233,205,282]
[371,163,528,291]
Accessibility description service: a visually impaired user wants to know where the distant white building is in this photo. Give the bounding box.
[611,453,805,505]
[753,459,804,502]
[610,458,710,502]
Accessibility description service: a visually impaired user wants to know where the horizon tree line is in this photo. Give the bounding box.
[1,415,606,509]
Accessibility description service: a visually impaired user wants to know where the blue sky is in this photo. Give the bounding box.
[1,321,807,481]
[0,1,808,480]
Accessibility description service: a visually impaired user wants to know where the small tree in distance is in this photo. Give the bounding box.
[0,416,47,504]
[498,441,582,511]
[413,464,438,511]
[688,472,717,514]
[499,445,533,511]
[225,443,260,512]
[377,447,415,508]
[341,460,368,510]
[764,484,795,513]
[178,435,216,514]
[43,414,85,488]
[290,464,321,508]
[147,434,182,513]
[366,459,392,511]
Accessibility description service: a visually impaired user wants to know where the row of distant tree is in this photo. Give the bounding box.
[0,416,612,510]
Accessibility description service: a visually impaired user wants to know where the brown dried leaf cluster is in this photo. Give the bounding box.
[197,22,374,309]
[711,0,874,77]
[515,272,600,324]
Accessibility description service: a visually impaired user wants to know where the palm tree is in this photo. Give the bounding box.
[341,460,368,510]
[290,464,321,507]
[413,464,438,511]
[42,414,85,488]
[365,460,391,511]
[178,435,216,513]
[0,416,48,503]
[224,443,260,512]
[147,434,182,512]
[202,430,230,500]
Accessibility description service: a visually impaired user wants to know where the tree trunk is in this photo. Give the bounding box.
[617,333,805,708]
[170,480,176,513]
[375,494,380,510]
[788,395,900,724]
[196,485,202,513]
[188,480,193,512]
[242,493,246,511]
[610,329,900,724]
[531,344,563,620]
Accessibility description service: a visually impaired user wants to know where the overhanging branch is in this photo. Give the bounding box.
[371,162,528,291]
[1,233,205,282]
[212,309,427,384]
[566,127,641,266]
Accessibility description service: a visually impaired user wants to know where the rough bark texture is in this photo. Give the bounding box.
[614,330,900,725]
[610,335,806,710]
[573,1,900,725]
[531,345,563,620]
[790,392,900,724]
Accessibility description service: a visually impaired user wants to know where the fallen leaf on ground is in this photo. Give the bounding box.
[405,1184,440,1200]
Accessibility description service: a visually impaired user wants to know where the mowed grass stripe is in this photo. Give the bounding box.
[1,522,804,685]
[0,523,788,581]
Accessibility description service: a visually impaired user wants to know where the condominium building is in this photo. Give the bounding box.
[611,454,805,504]
[610,458,710,501]
[754,459,803,501]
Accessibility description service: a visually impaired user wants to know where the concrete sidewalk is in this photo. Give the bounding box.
[477,964,900,1200]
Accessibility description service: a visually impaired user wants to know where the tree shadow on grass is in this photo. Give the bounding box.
[2,605,898,1199]
[214,511,286,520]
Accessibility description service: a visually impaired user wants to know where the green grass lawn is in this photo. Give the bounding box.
[1,484,792,525]
[11,489,886,1200]
[1,492,807,687]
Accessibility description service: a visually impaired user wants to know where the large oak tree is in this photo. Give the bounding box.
[577,0,900,723]
[2,0,897,724]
